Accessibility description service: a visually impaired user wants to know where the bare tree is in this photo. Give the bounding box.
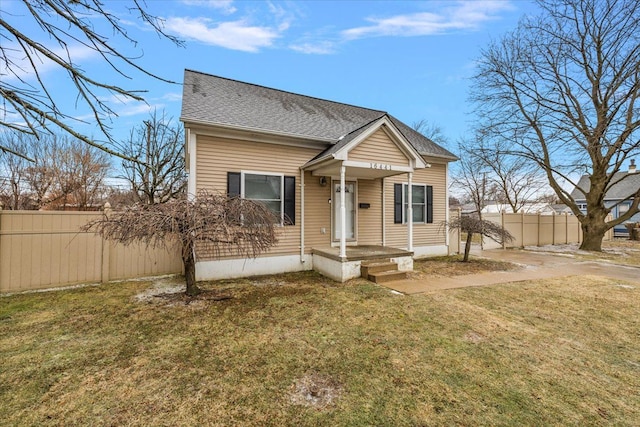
[84,192,279,296]
[0,1,183,161]
[118,111,186,204]
[1,132,110,210]
[0,132,30,209]
[447,215,514,262]
[412,119,449,148]
[474,133,548,213]
[47,139,111,210]
[451,139,488,217]
[472,0,640,251]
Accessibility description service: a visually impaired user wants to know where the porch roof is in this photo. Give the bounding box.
[302,116,429,179]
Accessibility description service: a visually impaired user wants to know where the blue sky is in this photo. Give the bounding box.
[3,0,540,153]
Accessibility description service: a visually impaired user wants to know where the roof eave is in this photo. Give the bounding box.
[180,117,337,144]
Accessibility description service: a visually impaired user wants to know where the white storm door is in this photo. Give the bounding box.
[333,182,355,240]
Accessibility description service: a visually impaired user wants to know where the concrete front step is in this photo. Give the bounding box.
[368,270,408,283]
[361,261,398,278]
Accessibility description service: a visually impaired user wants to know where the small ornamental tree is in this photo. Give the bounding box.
[84,192,278,296]
[449,215,514,262]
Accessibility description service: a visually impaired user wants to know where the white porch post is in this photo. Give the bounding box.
[408,172,413,252]
[340,164,347,259]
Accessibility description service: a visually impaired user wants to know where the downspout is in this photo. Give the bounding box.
[445,162,450,252]
[408,171,413,252]
[187,128,197,201]
[382,177,386,246]
[300,167,305,263]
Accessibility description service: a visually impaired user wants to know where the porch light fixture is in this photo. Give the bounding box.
[319,176,327,186]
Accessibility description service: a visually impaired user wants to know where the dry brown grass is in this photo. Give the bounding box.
[412,255,519,279]
[1,271,638,426]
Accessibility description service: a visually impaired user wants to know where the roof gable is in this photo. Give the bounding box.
[180,69,457,161]
[571,172,640,200]
[303,116,427,169]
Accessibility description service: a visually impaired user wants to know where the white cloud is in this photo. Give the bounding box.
[164,17,280,52]
[342,0,513,39]
[181,0,237,14]
[289,41,336,55]
[160,92,183,102]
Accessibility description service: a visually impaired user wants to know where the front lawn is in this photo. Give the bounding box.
[1,272,638,426]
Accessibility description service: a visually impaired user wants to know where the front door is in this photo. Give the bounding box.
[333,181,356,241]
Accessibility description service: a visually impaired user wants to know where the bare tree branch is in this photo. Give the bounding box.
[0,0,184,161]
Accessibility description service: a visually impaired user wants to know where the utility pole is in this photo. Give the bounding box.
[145,120,151,204]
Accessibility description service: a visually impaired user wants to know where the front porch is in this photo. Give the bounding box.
[312,245,413,282]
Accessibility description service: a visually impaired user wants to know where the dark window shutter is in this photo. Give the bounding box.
[284,176,295,225]
[227,172,240,197]
[426,185,433,223]
[394,183,403,224]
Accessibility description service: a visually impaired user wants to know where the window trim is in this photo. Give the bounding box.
[403,182,426,224]
[241,170,285,225]
[398,182,433,224]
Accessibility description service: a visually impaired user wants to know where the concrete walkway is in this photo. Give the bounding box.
[384,248,640,295]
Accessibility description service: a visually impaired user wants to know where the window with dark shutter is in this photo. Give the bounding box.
[426,185,433,223]
[394,183,403,224]
[284,176,295,225]
[227,172,240,198]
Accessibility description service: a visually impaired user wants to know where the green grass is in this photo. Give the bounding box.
[1,271,639,426]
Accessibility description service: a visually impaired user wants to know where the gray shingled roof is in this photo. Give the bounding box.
[571,172,640,201]
[181,69,457,160]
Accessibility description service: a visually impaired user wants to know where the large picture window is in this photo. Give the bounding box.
[394,183,433,224]
[227,171,295,225]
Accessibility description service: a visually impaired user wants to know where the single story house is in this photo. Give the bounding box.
[570,160,640,236]
[180,70,458,282]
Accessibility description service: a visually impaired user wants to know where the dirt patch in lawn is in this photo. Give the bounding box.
[289,372,343,410]
[411,255,520,279]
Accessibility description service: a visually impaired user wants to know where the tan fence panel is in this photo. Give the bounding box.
[448,208,461,254]
[481,213,503,249]
[1,210,182,293]
[554,214,567,244]
[479,212,612,250]
[108,241,183,281]
[523,214,539,246]
[538,215,554,245]
[503,213,523,248]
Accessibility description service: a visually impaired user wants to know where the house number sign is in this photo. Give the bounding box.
[370,162,392,170]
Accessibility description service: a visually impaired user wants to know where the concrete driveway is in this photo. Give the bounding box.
[385,248,640,295]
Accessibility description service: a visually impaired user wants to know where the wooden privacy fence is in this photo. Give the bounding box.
[481,212,613,249]
[0,208,183,293]
[448,208,461,255]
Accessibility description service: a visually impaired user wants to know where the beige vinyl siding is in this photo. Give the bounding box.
[357,179,383,245]
[384,162,448,248]
[303,171,332,252]
[195,135,320,259]
[348,128,410,167]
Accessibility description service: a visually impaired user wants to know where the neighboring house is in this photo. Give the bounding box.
[180,70,458,282]
[481,202,558,215]
[570,160,640,236]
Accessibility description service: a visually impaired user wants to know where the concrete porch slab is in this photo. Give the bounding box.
[312,245,414,283]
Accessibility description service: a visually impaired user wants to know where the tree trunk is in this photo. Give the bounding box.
[183,246,201,297]
[463,232,474,262]
[579,223,607,252]
[578,203,609,252]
